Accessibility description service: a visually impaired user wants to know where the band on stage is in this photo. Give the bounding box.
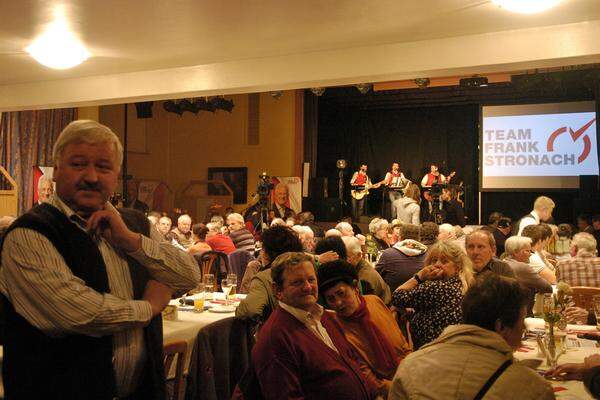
[349,162,464,226]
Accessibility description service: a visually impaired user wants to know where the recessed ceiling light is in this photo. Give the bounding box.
[25,9,90,69]
[491,0,562,14]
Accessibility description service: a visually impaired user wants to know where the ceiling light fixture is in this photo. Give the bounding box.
[491,0,562,14]
[25,7,90,69]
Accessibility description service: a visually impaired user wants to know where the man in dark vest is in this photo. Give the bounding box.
[0,120,200,399]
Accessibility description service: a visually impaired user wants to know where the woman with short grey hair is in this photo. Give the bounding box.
[366,218,391,259]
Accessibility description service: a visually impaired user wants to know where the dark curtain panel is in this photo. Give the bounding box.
[0,109,77,215]
[317,104,479,221]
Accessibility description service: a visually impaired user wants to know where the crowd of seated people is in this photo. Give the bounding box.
[5,187,600,400]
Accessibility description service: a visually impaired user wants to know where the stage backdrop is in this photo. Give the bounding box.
[317,104,479,221]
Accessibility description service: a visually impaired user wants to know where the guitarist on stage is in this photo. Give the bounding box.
[350,163,373,219]
[384,162,410,217]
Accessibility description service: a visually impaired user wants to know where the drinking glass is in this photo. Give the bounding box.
[203,274,215,301]
[221,279,234,306]
[593,295,600,331]
[193,284,205,313]
[227,273,238,296]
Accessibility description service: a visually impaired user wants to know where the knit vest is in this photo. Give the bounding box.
[0,203,165,400]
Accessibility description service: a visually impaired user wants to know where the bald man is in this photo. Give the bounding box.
[271,183,293,219]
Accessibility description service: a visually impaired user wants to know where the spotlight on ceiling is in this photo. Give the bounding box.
[163,100,183,115]
[270,91,283,100]
[414,78,431,89]
[135,102,153,119]
[178,99,198,114]
[310,87,326,96]
[355,83,373,94]
[193,98,216,113]
[491,0,561,14]
[459,76,489,88]
[210,97,235,112]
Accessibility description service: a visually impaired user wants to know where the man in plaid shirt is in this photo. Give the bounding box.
[557,232,600,287]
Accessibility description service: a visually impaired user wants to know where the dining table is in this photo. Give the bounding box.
[162,292,254,400]
[514,317,600,399]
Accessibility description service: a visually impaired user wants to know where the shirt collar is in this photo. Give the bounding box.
[49,194,116,230]
[530,210,540,223]
[279,301,324,325]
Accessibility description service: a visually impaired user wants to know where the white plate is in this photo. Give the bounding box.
[208,305,236,313]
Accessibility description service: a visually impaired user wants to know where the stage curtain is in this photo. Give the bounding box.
[317,104,479,220]
[0,108,77,215]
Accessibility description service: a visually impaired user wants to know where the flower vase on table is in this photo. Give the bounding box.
[541,283,572,368]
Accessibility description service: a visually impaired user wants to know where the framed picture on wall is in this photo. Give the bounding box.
[208,167,248,204]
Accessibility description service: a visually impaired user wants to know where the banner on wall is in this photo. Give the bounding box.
[270,176,302,214]
[32,166,54,205]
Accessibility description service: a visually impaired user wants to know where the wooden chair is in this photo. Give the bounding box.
[570,286,600,310]
[195,251,231,290]
[163,341,187,400]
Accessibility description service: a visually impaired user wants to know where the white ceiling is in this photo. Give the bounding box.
[1,0,600,109]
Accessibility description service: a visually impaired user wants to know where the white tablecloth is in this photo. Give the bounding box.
[515,318,599,399]
[163,293,245,376]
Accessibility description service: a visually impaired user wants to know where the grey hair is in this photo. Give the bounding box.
[439,223,455,235]
[325,228,342,237]
[178,214,192,223]
[158,216,172,225]
[206,222,220,232]
[504,236,532,256]
[342,235,362,256]
[335,222,353,233]
[227,213,244,225]
[52,120,123,167]
[37,175,53,191]
[210,215,224,227]
[368,218,389,234]
[572,232,597,253]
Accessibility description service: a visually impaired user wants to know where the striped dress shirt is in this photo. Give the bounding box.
[0,196,201,397]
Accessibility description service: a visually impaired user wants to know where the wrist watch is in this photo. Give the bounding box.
[413,273,424,284]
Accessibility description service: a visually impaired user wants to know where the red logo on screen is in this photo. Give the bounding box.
[546,118,595,163]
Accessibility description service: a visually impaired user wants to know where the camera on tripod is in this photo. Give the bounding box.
[257,172,274,205]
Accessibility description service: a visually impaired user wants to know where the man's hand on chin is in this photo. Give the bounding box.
[87,208,142,253]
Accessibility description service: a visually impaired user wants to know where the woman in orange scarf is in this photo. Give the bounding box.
[318,260,412,397]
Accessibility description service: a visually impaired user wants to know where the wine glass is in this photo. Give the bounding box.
[227,273,238,296]
[221,279,234,306]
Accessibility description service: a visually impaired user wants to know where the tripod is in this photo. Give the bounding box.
[338,169,347,220]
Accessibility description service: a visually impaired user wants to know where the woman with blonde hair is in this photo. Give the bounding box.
[391,241,474,349]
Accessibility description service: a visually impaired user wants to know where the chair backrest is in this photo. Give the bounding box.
[571,286,600,310]
[228,250,254,287]
[195,251,231,290]
[163,341,187,400]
